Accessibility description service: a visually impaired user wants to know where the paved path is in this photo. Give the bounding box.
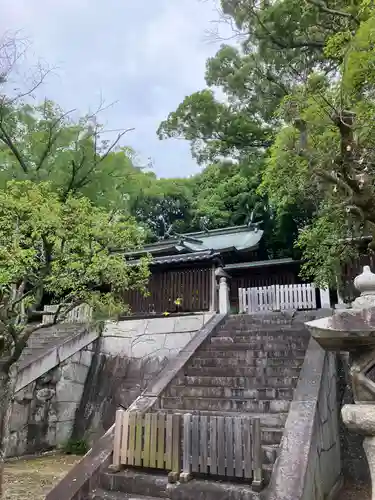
[4,454,79,500]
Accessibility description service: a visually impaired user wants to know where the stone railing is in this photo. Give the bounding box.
[267,337,342,500]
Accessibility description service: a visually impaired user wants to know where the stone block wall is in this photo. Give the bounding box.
[6,342,96,457]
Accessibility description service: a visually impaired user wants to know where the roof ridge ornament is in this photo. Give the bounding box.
[199,216,210,234]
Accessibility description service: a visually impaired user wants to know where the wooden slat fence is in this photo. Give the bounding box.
[182,414,262,482]
[113,411,263,486]
[113,410,181,473]
[42,303,93,324]
[239,283,317,314]
[124,267,211,315]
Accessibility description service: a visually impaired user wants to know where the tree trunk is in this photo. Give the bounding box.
[0,365,12,498]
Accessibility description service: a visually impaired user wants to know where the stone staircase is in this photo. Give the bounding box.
[89,312,315,500]
[17,323,84,368]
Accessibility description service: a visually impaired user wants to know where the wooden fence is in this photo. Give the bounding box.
[238,283,317,314]
[42,303,93,324]
[123,267,212,315]
[113,410,181,474]
[113,411,263,486]
[182,413,262,483]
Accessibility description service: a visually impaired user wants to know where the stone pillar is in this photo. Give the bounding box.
[219,277,229,315]
[319,287,331,308]
[215,267,231,315]
[209,264,217,312]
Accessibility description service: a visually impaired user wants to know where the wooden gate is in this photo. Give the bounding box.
[238,283,317,313]
[182,414,263,484]
[113,410,181,474]
[113,411,263,488]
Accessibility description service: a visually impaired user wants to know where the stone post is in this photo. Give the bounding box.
[215,267,231,315]
[218,277,229,315]
[306,265,375,499]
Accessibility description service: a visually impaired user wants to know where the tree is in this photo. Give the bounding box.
[0,180,149,494]
[157,88,272,164]
[259,1,375,285]
[131,177,194,240]
[0,100,141,211]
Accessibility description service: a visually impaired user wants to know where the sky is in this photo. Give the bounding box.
[1,0,229,178]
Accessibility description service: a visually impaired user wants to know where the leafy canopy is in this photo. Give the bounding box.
[0,100,143,211]
[0,180,149,371]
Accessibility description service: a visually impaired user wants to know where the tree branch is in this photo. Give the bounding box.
[0,121,28,173]
[36,108,76,171]
[305,0,360,26]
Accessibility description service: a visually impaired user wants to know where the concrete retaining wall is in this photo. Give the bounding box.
[71,313,214,444]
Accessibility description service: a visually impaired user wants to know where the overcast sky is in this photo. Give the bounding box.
[1,0,228,178]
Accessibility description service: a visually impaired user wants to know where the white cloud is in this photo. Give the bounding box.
[1,0,228,177]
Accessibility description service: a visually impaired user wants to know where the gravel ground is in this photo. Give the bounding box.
[339,480,371,499]
[3,454,80,500]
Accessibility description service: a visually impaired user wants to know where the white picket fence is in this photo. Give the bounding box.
[42,303,93,324]
[238,283,317,314]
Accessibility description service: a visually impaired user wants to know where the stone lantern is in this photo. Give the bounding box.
[306,265,375,498]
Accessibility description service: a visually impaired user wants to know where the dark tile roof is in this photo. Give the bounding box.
[128,250,221,267]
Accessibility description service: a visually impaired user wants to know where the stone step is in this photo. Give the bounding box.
[190,355,303,369]
[194,351,304,365]
[159,396,292,413]
[164,476,262,500]
[185,364,302,378]
[210,338,308,350]
[217,326,310,335]
[100,469,169,498]
[164,385,295,400]
[90,489,162,500]
[173,375,298,388]
[157,409,288,428]
[201,345,306,357]
[225,311,322,324]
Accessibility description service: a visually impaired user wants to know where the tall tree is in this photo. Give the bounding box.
[259,1,375,285]
[0,181,149,493]
[0,100,141,211]
[131,177,194,240]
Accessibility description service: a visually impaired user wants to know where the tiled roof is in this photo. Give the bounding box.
[225,258,298,270]
[125,225,263,258]
[128,250,221,267]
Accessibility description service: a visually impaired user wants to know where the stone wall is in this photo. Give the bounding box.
[7,313,214,456]
[6,342,96,457]
[268,338,341,500]
[71,313,214,445]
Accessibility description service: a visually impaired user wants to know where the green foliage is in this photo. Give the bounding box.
[0,180,149,369]
[63,438,89,456]
[130,177,193,239]
[190,161,263,229]
[0,100,144,211]
[157,89,270,164]
[157,0,375,282]
[297,204,359,287]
